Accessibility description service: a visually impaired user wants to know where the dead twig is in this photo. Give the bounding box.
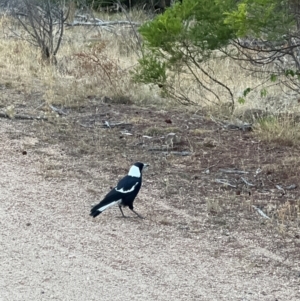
[210,116,252,131]
[286,184,297,190]
[215,179,237,188]
[148,148,192,156]
[0,112,47,121]
[252,205,270,219]
[148,147,172,151]
[276,185,285,195]
[225,123,252,131]
[120,131,133,136]
[161,151,191,156]
[102,122,132,128]
[219,168,249,174]
[241,177,255,187]
[49,105,68,116]
[66,21,141,27]
[201,160,220,173]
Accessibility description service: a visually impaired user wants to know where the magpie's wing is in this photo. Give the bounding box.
[115,175,141,194]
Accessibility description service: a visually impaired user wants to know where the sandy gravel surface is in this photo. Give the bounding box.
[0,120,299,301]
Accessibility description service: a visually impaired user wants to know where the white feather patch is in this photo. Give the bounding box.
[115,182,139,193]
[128,165,141,178]
[98,200,122,212]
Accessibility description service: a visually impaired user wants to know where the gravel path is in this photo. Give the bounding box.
[0,121,299,301]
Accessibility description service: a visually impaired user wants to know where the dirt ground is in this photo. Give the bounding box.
[0,101,300,300]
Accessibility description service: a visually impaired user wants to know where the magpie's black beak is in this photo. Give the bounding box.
[144,163,150,171]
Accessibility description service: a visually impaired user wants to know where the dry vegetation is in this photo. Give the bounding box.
[0,7,300,231]
[0,10,300,299]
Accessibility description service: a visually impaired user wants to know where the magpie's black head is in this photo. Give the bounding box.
[134,162,149,172]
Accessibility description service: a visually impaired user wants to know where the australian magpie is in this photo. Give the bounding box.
[90,162,149,219]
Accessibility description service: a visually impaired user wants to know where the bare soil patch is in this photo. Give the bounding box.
[0,100,300,300]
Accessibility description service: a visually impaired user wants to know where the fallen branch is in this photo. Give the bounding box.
[79,121,132,129]
[215,179,237,188]
[162,151,192,156]
[0,112,47,121]
[102,121,133,128]
[275,185,285,195]
[219,168,249,174]
[148,147,171,151]
[74,15,104,23]
[255,168,262,176]
[120,131,133,136]
[286,184,297,190]
[225,123,252,131]
[241,177,255,187]
[210,116,252,131]
[66,21,141,27]
[49,105,67,116]
[252,205,270,219]
[148,148,192,156]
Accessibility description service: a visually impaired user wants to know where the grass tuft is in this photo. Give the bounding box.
[254,115,300,146]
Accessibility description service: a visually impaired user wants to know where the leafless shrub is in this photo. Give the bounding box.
[74,42,117,74]
[8,0,71,64]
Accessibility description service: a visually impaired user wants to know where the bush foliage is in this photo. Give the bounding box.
[135,0,300,105]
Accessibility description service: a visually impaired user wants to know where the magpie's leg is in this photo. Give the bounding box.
[130,208,144,219]
[119,206,127,218]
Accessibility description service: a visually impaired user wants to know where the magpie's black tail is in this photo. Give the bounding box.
[90,198,119,218]
[90,204,102,218]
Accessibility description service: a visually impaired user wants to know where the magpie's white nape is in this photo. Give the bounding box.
[90,162,149,219]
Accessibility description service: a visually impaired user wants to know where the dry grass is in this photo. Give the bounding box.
[1,11,299,114]
[1,9,299,123]
[144,126,179,136]
[0,13,161,109]
[254,115,300,146]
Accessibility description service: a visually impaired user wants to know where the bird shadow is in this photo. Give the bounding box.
[116,215,145,220]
